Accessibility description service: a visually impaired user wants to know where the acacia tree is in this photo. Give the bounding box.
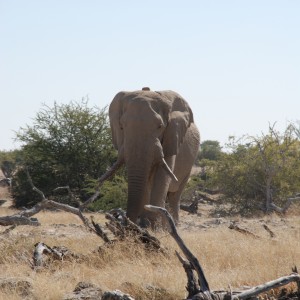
[213,124,300,213]
[13,99,119,207]
[198,140,222,161]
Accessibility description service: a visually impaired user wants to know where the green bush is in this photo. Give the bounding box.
[86,174,128,211]
[13,99,118,207]
[211,125,300,213]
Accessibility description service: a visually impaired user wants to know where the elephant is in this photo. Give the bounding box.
[109,88,200,227]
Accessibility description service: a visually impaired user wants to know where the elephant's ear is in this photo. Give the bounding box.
[109,92,126,150]
[161,93,194,157]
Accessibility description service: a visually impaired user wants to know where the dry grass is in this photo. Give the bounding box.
[0,208,300,299]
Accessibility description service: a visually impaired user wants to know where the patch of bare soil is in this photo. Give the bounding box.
[178,196,300,242]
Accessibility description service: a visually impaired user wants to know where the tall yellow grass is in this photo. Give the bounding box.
[0,210,300,299]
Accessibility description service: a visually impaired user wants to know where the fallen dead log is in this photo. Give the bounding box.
[180,198,198,214]
[0,162,124,228]
[228,222,260,239]
[231,273,300,300]
[33,242,56,267]
[145,204,300,300]
[0,215,40,226]
[91,216,112,244]
[0,169,91,228]
[33,242,81,268]
[263,224,275,238]
[0,197,90,227]
[270,194,300,214]
[196,191,217,203]
[95,211,162,251]
[102,290,135,300]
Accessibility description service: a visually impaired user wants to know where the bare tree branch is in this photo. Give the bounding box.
[144,204,210,292]
[80,158,124,209]
[232,273,300,300]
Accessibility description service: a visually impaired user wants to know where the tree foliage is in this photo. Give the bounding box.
[13,99,118,207]
[0,150,21,178]
[85,174,128,211]
[198,140,222,161]
[211,125,300,213]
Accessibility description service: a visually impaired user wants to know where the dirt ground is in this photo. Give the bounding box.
[1,167,299,241]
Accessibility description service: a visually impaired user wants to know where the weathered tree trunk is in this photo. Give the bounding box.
[145,205,210,292]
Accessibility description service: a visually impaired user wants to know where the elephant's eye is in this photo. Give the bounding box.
[158,123,164,129]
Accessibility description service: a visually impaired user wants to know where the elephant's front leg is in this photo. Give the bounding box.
[147,156,176,228]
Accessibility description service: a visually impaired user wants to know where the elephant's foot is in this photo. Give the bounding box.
[139,211,166,230]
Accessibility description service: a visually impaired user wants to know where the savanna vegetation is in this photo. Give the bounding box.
[0,100,299,214]
[1,100,300,299]
[0,99,127,210]
[194,124,300,215]
[1,208,300,300]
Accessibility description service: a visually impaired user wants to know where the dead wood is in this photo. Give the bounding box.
[263,224,276,238]
[53,185,83,206]
[203,188,220,195]
[0,215,40,226]
[0,224,17,234]
[269,194,300,214]
[103,212,162,250]
[0,178,11,187]
[180,198,198,214]
[90,216,112,243]
[0,158,124,227]
[145,205,300,300]
[33,242,81,268]
[0,199,7,206]
[33,242,55,267]
[197,191,217,203]
[102,290,135,300]
[232,273,300,300]
[0,197,90,227]
[0,169,91,228]
[80,159,124,209]
[228,222,260,238]
[175,251,201,298]
[145,204,210,292]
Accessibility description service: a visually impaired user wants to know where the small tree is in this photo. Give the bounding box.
[198,140,222,161]
[14,99,118,207]
[0,150,21,178]
[213,125,300,213]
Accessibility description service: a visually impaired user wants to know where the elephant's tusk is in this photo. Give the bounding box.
[161,158,178,182]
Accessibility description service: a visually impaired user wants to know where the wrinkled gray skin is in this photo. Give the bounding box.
[109,89,200,227]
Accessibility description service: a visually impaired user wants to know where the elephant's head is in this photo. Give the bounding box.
[109,88,194,223]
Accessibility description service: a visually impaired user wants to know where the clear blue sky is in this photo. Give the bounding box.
[1,1,299,150]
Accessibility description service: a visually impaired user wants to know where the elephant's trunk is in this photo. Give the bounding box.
[124,138,177,223]
[126,166,148,223]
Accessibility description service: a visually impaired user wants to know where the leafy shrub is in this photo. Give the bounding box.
[211,125,300,213]
[13,99,118,207]
[87,174,128,211]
